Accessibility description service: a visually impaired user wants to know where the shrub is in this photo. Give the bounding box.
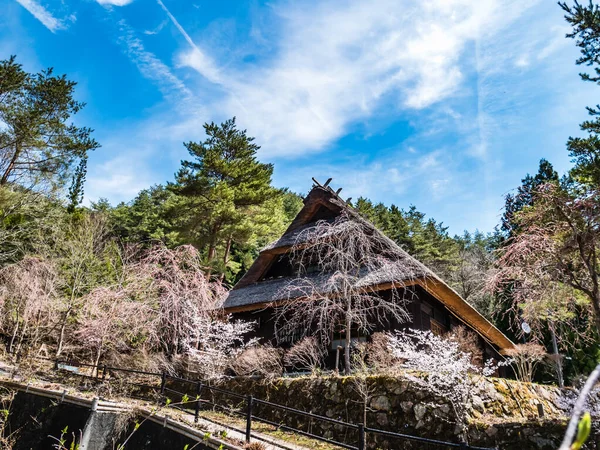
[284,337,325,373]
[229,345,284,379]
[504,343,547,383]
[365,332,396,370]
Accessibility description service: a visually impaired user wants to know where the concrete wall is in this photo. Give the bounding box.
[2,390,221,450]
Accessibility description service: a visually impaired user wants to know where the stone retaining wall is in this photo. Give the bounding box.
[207,374,599,450]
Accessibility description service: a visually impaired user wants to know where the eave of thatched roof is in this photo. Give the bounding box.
[223,273,514,353]
[417,276,515,353]
[223,260,426,310]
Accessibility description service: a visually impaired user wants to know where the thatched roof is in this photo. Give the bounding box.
[261,220,335,252]
[224,260,426,310]
[223,183,515,352]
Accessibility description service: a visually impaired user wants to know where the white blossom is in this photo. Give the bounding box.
[185,316,256,380]
[387,329,498,432]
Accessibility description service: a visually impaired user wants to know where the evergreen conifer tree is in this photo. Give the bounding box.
[560,1,600,186]
[172,118,282,271]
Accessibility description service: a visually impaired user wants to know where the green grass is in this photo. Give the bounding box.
[199,410,345,450]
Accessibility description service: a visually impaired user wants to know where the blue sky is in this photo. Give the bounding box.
[1,0,596,234]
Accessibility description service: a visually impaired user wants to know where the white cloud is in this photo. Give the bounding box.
[157,0,221,84]
[164,0,542,158]
[96,0,134,6]
[15,0,65,32]
[277,148,456,204]
[144,19,168,35]
[515,55,530,67]
[85,153,155,204]
[116,19,191,99]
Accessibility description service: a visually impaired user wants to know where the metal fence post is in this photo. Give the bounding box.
[245,395,253,443]
[358,424,365,450]
[101,364,107,381]
[194,382,203,423]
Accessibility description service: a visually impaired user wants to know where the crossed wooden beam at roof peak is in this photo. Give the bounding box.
[311,177,353,204]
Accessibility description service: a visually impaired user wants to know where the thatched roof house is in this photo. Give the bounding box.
[223,180,515,361]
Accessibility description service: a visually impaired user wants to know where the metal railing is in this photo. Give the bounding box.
[43,358,496,450]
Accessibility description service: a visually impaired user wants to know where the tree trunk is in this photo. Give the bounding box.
[14,321,28,359]
[584,285,600,334]
[29,310,43,352]
[9,318,20,355]
[549,320,564,388]
[592,289,600,333]
[0,142,21,185]
[208,236,217,261]
[56,306,72,357]
[208,244,216,261]
[93,344,103,377]
[223,235,232,264]
[344,298,352,375]
[207,223,220,261]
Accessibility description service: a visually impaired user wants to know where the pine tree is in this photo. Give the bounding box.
[0,56,99,191]
[560,1,600,186]
[107,185,180,247]
[171,118,282,269]
[501,159,559,237]
[281,189,303,223]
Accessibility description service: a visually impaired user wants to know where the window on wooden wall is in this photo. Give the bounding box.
[420,302,433,316]
[330,325,367,350]
[430,318,447,336]
[276,321,304,344]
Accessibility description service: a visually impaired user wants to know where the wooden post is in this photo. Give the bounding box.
[537,403,545,418]
[335,346,342,375]
[245,395,253,443]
